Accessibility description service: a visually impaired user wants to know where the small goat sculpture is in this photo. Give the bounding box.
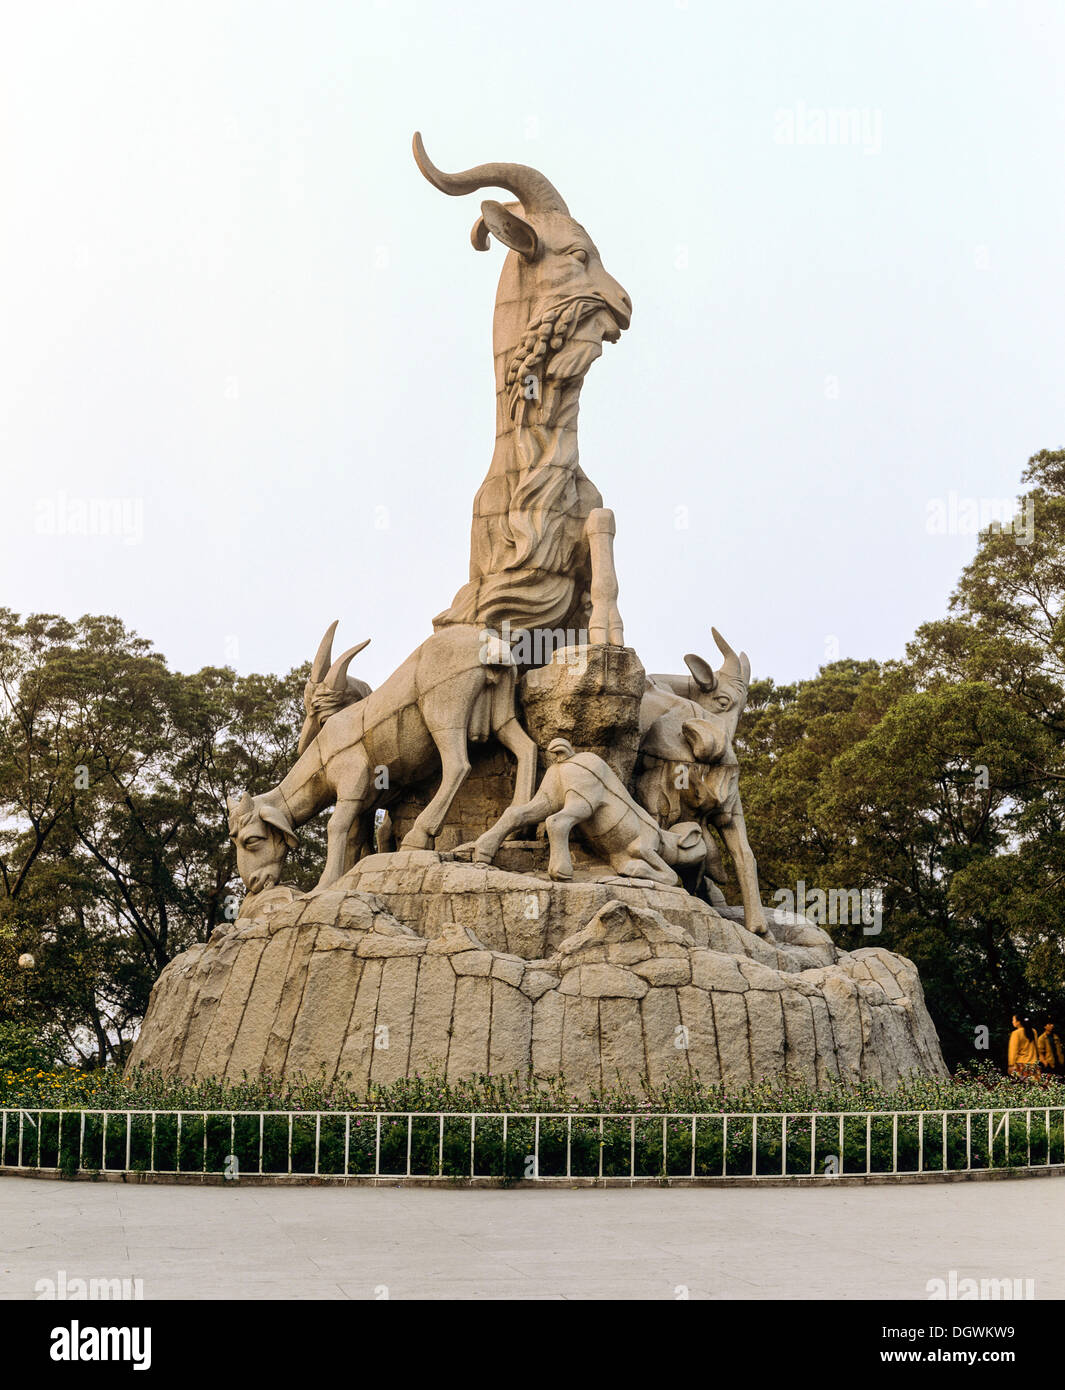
[636,629,768,935]
[473,737,706,888]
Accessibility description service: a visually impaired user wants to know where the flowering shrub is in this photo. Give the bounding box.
[0,1022,67,1073]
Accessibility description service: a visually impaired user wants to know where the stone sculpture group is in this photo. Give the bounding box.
[128,135,947,1091]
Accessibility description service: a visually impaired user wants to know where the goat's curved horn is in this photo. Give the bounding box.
[227,790,254,828]
[326,639,370,691]
[413,132,569,217]
[311,620,339,684]
[711,627,751,685]
[711,627,738,671]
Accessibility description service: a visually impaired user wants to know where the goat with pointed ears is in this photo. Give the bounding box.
[637,629,769,936]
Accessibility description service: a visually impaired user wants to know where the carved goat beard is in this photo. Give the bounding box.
[489,296,604,580]
[505,295,609,424]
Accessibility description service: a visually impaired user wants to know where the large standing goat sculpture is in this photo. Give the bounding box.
[413,133,632,649]
[228,625,538,894]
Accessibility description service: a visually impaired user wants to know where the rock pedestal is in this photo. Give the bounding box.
[127,854,948,1094]
[519,644,646,784]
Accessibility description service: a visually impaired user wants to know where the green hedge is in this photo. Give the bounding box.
[3,1100,1062,1179]
[4,1060,1065,1118]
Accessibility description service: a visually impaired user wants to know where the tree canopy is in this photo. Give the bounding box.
[0,611,325,1063]
[737,450,1065,1066]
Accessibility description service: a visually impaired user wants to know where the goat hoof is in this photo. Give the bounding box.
[401,830,433,850]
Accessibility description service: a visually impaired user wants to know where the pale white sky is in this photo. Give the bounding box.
[1,0,1062,689]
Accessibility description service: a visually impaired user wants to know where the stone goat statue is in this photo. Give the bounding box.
[228,625,538,895]
[636,629,768,935]
[413,132,631,647]
[473,737,705,888]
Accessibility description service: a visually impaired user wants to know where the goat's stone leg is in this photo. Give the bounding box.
[624,840,679,886]
[402,726,471,848]
[474,790,556,864]
[614,855,678,886]
[544,790,588,880]
[319,796,365,888]
[491,669,539,805]
[585,508,624,647]
[718,810,769,936]
[342,815,372,874]
[494,715,539,807]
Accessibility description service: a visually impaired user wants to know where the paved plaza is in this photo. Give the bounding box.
[2,1175,1061,1300]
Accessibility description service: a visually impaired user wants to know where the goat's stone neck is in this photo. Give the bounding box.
[492,366,584,470]
[273,749,330,828]
[431,290,606,635]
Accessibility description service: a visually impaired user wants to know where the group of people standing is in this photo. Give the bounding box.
[1008,1015,1064,1077]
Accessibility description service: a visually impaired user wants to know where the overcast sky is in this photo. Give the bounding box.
[2,0,1062,691]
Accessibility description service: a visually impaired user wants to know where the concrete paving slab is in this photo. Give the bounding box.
[1,1175,1061,1300]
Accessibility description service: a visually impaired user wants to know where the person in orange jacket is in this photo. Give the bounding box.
[1008,1014,1039,1077]
[1037,1020,1064,1075]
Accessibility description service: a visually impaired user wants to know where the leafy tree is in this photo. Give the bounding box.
[737,450,1065,1068]
[0,609,323,1063]
[0,1019,67,1071]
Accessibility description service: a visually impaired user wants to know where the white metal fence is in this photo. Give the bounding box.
[2,1106,1063,1182]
